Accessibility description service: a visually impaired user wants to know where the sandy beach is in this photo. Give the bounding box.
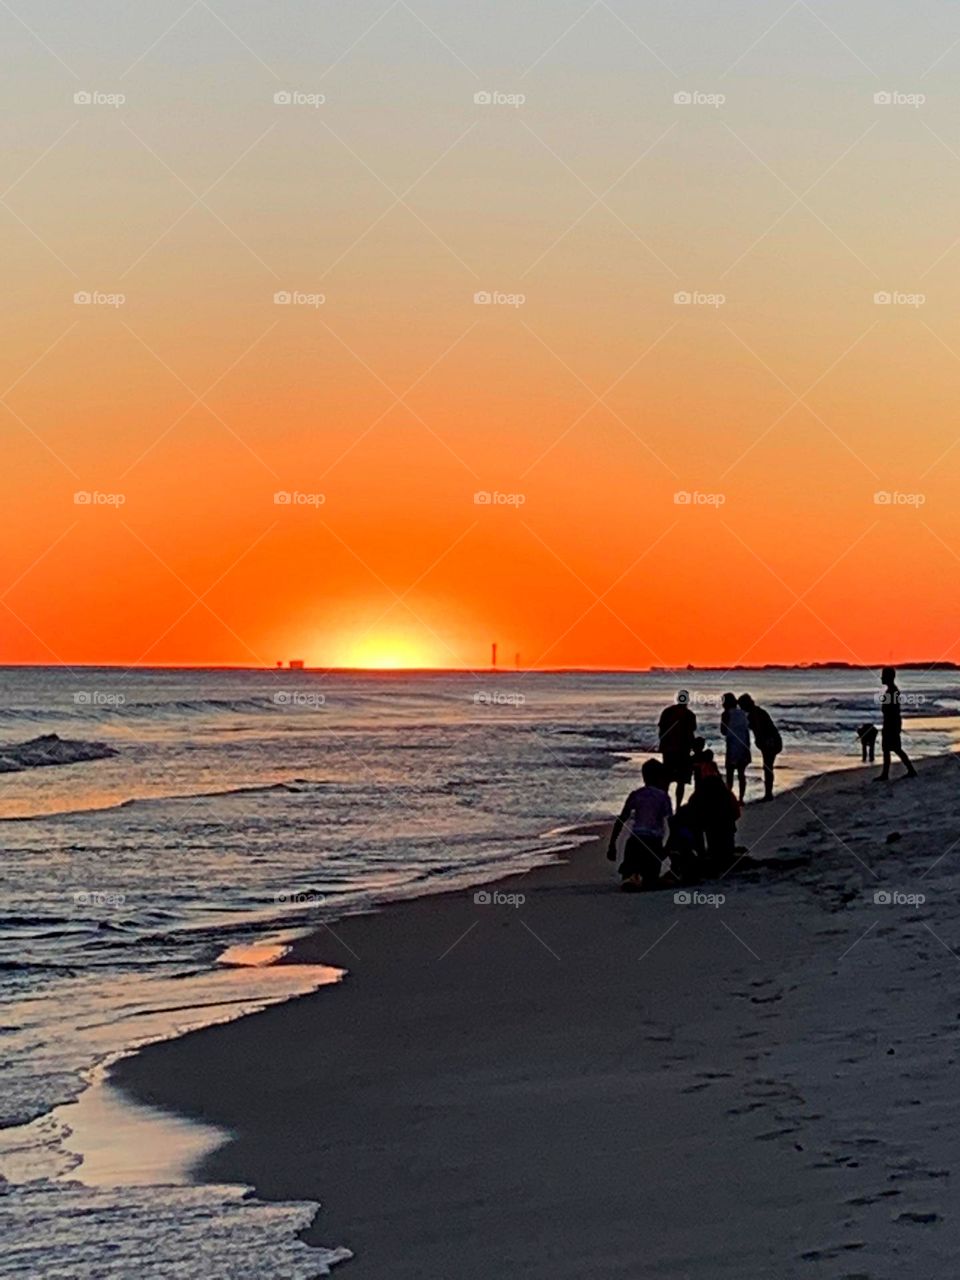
[114,754,960,1278]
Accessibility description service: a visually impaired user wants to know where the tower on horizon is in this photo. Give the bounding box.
[491,642,497,669]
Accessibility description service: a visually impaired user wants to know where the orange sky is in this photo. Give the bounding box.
[3,2,960,669]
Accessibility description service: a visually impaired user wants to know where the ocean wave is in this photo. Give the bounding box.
[772,697,876,713]
[0,1181,351,1280]
[0,707,54,723]
[778,709,958,736]
[0,696,293,724]
[561,749,630,769]
[0,779,338,823]
[0,735,117,773]
[551,725,644,741]
[113,696,286,718]
[772,694,960,716]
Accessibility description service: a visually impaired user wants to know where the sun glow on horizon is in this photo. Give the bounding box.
[329,630,447,671]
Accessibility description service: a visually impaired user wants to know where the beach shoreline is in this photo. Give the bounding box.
[113,753,960,1278]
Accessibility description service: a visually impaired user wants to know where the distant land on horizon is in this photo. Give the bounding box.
[1,662,958,675]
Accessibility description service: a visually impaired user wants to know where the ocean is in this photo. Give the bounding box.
[1,665,957,1276]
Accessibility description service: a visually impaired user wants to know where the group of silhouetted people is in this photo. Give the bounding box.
[608,689,780,891]
[656,688,783,806]
[606,751,741,893]
[608,668,918,892]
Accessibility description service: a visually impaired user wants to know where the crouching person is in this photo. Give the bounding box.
[664,802,705,886]
[607,759,673,892]
[690,768,741,875]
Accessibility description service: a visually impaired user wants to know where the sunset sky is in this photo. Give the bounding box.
[3,0,960,669]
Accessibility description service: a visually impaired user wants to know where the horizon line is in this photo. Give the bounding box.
[0,661,955,674]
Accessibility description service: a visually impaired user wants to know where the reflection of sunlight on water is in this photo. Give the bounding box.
[218,940,291,966]
[57,951,344,1188]
[0,948,351,1280]
[0,951,343,1191]
[910,714,960,735]
[57,1071,226,1187]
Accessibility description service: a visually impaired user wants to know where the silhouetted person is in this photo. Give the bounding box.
[607,759,672,892]
[657,690,697,807]
[665,801,703,885]
[696,742,716,778]
[689,767,740,873]
[738,693,782,801]
[691,736,719,784]
[877,667,917,781]
[720,691,751,803]
[856,723,878,763]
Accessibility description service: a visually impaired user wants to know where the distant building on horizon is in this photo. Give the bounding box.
[288,659,305,670]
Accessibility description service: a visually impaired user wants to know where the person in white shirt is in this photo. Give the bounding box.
[720,692,751,804]
[607,759,673,892]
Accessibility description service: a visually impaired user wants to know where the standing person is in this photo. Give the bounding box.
[877,667,918,781]
[657,690,697,808]
[738,693,783,802]
[607,759,673,892]
[720,692,751,804]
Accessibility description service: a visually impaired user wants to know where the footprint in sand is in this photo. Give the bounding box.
[845,1189,900,1206]
[726,1100,765,1116]
[798,1241,866,1262]
[812,1153,861,1169]
[888,1161,949,1183]
[755,1126,800,1141]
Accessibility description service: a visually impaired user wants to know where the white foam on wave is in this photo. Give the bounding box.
[0,955,349,1280]
[0,1181,352,1278]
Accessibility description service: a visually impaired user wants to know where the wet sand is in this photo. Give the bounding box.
[115,754,960,1277]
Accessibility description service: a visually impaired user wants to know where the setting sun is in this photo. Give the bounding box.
[332,630,445,671]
